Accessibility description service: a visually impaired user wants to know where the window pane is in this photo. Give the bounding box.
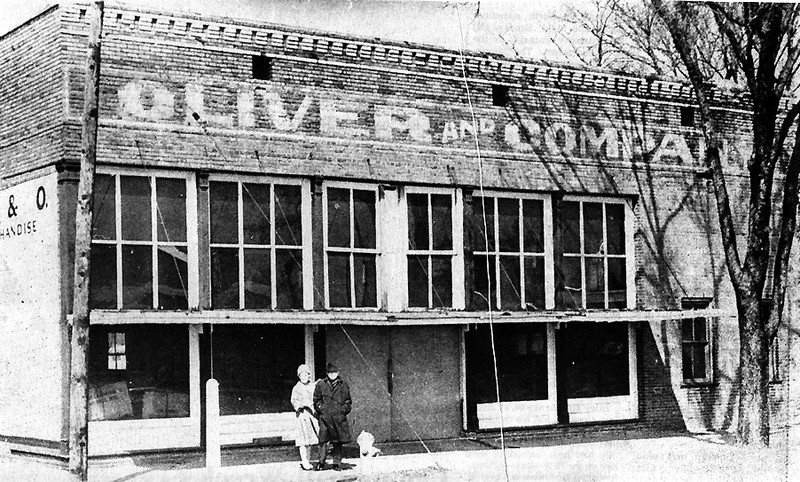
[327,188,350,248]
[354,254,377,307]
[467,324,548,404]
[431,256,452,307]
[562,201,580,253]
[89,325,189,420]
[562,323,629,398]
[407,255,429,307]
[210,182,238,244]
[682,344,694,380]
[122,245,152,309]
[497,198,519,252]
[607,258,627,309]
[694,318,707,341]
[244,248,271,309]
[522,199,543,253]
[682,319,696,340]
[328,253,351,307]
[274,185,302,247]
[90,243,117,309]
[93,174,116,241]
[211,325,303,415]
[585,257,605,309]
[275,249,303,309]
[242,183,271,245]
[158,246,188,310]
[156,178,186,243]
[559,256,582,309]
[472,197,495,252]
[353,190,376,249]
[524,256,545,310]
[606,204,625,255]
[121,176,151,241]
[407,193,429,250]
[499,256,521,310]
[693,346,707,379]
[431,194,452,250]
[472,254,495,310]
[211,247,239,309]
[583,203,603,254]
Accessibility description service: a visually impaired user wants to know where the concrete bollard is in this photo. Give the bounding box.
[206,378,221,471]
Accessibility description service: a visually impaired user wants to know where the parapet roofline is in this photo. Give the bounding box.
[52,2,758,109]
[0,3,58,41]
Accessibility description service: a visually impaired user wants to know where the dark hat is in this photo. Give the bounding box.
[326,362,339,373]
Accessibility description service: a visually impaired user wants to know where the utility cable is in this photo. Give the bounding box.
[455,5,510,482]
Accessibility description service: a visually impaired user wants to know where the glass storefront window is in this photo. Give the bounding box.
[211,325,305,415]
[558,199,628,310]
[325,185,378,308]
[89,325,190,421]
[560,323,629,398]
[466,323,548,404]
[407,191,455,308]
[90,173,189,310]
[209,180,305,310]
[473,196,546,311]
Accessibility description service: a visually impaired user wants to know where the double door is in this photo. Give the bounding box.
[326,325,461,442]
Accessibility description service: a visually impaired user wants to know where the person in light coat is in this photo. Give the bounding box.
[290,364,319,471]
[313,362,352,470]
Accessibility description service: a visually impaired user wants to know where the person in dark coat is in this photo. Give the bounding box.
[313,362,352,470]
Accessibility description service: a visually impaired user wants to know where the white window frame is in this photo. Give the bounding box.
[561,196,635,310]
[207,174,312,310]
[322,181,382,310]
[93,167,199,310]
[107,332,127,370]
[680,298,714,385]
[472,190,554,310]
[401,186,464,310]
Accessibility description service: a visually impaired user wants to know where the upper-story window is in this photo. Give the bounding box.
[405,188,463,308]
[91,171,194,310]
[472,193,551,311]
[209,178,310,310]
[681,298,713,384]
[558,198,631,310]
[324,183,379,308]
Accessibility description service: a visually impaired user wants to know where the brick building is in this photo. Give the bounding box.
[0,3,794,457]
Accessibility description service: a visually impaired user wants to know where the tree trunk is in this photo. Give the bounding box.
[737,305,770,446]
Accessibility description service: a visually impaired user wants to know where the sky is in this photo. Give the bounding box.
[0,0,585,62]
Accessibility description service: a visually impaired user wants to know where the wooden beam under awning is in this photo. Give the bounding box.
[89,308,732,326]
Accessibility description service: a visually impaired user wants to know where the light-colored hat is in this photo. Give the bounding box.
[297,364,311,377]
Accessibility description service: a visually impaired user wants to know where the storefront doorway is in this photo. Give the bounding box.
[326,325,462,443]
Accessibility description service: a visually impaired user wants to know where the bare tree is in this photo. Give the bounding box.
[552,0,800,447]
[550,0,735,81]
[650,1,800,447]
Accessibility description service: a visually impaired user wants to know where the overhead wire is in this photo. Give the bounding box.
[455,4,511,482]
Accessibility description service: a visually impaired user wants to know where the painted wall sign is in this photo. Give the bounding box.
[0,173,62,441]
[79,76,748,168]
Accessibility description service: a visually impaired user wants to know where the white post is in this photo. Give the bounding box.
[206,378,221,471]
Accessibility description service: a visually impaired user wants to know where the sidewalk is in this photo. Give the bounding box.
[0,430,791,481]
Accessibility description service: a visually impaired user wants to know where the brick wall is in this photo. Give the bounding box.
[1,3,789,441]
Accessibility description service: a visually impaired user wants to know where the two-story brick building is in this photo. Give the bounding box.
[0,3,794,457]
